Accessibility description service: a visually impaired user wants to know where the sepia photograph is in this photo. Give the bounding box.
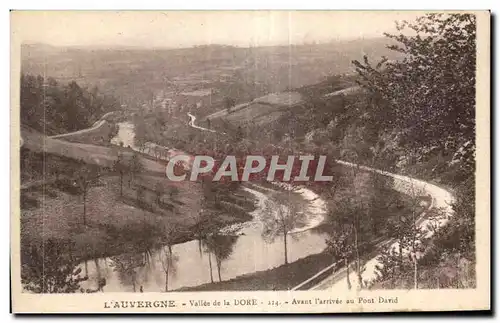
[10,9,490,313]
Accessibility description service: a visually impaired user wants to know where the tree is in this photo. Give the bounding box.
[382,216,423,288]
[206,247,215,283]
[344,198,363,287]
[352,13,476,163]
[136,184,145,204]
[109,253,145,292]
[159,245,178,292]
[20,74,117,135]
[128,153,144,187]
[351,13,476,289]
[378,180,426,289]
[326,230,354,290]
[169,186,180,201]
[406,183,427,290]
[261,193,304,265]
[21,239,88,293]
[201,174,219,206]
[204,234,239,282]
[75,164,100,226]
[235,126,244,142]
[134,118,148,154]
[223,97,236,113]
[154,146,164,160]
[324,184,374,290]
[158,225,179,292]
[113,153,128,197]
[445,176,475,257]
[154,182,165,206]
[192,208,219,283]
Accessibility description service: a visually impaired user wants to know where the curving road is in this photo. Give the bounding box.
[309,161,454,290]
[187,107,455,290]
[49,120,108,140]
[187,112,217,133]
[24,86,455,291]
[28,113,330,291]
[70,119,330,291]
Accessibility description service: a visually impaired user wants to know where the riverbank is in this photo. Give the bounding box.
[176,184,424,292]
[20,173,255,264]
[176,250,335,291]
[22,117,333,291]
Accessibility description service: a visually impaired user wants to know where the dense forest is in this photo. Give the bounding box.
[364,13,476,288]
[323,13,476,288]
[20,74,118,135]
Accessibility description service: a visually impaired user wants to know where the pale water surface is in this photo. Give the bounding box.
[79,122,328,292]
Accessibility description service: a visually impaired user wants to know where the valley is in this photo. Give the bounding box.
[18,13,477,294]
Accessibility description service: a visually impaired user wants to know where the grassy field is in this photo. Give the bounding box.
[223,102,293,126]
[202,92,304,127]
[21,173,203,261]
[49,120,118,145]
[252,91,303,106]
[196,74,357,141]
[21,126,166,176]
[176,250,335,291]
[20,125,256,264]
[21,169,257,262]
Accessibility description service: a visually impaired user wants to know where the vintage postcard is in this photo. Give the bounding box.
[10,10,490,313]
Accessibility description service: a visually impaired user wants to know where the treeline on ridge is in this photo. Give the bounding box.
[20,73,118,135]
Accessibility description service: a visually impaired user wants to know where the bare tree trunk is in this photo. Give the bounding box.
[414,257,418,289]
[217,262,222,282]
[412,210,418,289]
[83,189,87,226]
[283,232,289,265]
[120,174,123,197]
[463,258,469,288]
[345,257,352,290]
[398,237,403,273]
[164,245,173,292]
[84,260,88,277]
[94,258,101,286]
[354,226,362,288]
[165,267,169,292]
[208,253,214,283]
[197,239,203,257]
[412,236,418,289]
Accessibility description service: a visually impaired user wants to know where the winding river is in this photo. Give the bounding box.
[183,111,456,290]
[78,108,454,292]
[79,121,328,292]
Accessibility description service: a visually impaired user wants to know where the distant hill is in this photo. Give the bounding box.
[20,39,403,109]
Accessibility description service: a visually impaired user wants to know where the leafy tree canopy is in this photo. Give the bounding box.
[353,13,476,168]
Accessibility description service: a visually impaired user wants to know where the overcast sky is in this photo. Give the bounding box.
[12,11,423,48]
